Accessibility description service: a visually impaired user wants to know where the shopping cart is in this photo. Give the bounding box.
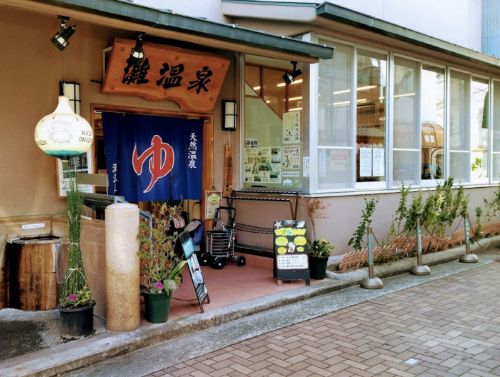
[200,206,246,269]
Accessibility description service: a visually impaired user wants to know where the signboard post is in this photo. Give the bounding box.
[273,220,310,286]
[178,232,210,312]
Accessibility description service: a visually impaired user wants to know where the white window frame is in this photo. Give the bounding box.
[491,80,500,183]
[310,35,391,194]
[448,69,472,184]
[354,46,389,191]
[470,75,491,185]
[391,55,421,188]
[305,33,498,195]
[419,62,447,188]
[312,36,359,194]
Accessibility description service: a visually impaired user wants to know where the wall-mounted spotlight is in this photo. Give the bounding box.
[51,16,76,51]
[130,33,145,63]
[282,61,302,85]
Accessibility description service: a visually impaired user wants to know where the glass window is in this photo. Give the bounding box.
[317,42,354,189]
[470,77,489,182]
[262,68,287,116]
[449,71,470,183]
[243,62,303,190]
[393,57,419,185]
[245,65,260,97]
[421,66,445,181]
[493,81,500,181]
[309,37,499,193]
[356,50,387,184]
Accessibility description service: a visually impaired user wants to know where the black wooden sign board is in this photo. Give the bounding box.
[178,232,210,312]
[273,220,310,286]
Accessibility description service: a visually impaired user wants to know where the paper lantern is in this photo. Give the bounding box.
[34,96,93,159]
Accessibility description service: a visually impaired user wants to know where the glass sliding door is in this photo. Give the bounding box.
[356,49,387,186]
[393,57,419,185]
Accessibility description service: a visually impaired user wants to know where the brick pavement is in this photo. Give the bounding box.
[148,262,500,377]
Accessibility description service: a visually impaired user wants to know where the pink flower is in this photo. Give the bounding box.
[67,293,78,303]
[154,281,164,290]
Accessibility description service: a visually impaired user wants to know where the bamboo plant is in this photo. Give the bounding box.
[58,180,93,309]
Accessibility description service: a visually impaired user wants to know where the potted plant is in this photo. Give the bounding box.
[138,203,187,323]
[58,180,95,337]
[308,238,335,279]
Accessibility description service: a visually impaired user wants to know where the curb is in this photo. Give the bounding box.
[327,235,500,280]
[2,236,499,377]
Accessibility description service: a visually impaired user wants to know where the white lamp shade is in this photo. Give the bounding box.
[222,100,237,130]
[34,96,93,159]
[224,101,235,114]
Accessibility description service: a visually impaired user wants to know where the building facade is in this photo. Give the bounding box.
[1,0,500,313]
[221,0,500,253]
[0,0,331,312]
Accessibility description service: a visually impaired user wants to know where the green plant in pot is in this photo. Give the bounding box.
[138,203,187,323]
[308,238,335,280]
[58,180,95,337]
[306,199,335,279]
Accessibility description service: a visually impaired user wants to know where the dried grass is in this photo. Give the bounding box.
[338,221,499,272]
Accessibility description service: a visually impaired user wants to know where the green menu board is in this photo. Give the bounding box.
[273,220,310,285]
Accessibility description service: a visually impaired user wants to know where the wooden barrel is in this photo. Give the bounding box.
[7,236,61,311]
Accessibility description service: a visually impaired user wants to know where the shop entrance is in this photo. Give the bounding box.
[79,106,313,317]
[88,104,213,222]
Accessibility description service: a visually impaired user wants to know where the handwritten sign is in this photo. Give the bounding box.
[372,147,385,177]
[277,254,308,269]
[359,147,372,177]
[273,220,310,285]
[102,39,230,113]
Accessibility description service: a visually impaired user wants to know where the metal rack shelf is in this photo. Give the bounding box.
[229,190,301,220]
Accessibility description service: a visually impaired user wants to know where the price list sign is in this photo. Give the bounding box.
[273,220,310,285]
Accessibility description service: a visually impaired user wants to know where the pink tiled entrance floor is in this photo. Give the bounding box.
[166,254,314,320]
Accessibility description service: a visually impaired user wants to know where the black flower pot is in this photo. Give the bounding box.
[143,292,171,323]
[309,256,328,280]
[59,301,95,337]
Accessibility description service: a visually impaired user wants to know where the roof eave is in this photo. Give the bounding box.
[29,0,333,60]
[317,2,500,69]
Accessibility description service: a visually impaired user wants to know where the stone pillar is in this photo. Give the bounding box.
[105,203,140,331]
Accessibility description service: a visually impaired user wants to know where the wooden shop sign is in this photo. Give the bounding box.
[102,39,230,113]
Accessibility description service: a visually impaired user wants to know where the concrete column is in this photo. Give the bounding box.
[105,203,140,331]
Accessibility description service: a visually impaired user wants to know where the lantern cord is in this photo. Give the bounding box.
[60,49,65,95]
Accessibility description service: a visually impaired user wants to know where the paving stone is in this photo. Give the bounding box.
[131,261,500,377]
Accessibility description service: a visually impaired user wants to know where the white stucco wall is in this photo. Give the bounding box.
[130,0,482,51]
[257,0,482,50]
[328,0,482,51]
[126,0,226,23]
